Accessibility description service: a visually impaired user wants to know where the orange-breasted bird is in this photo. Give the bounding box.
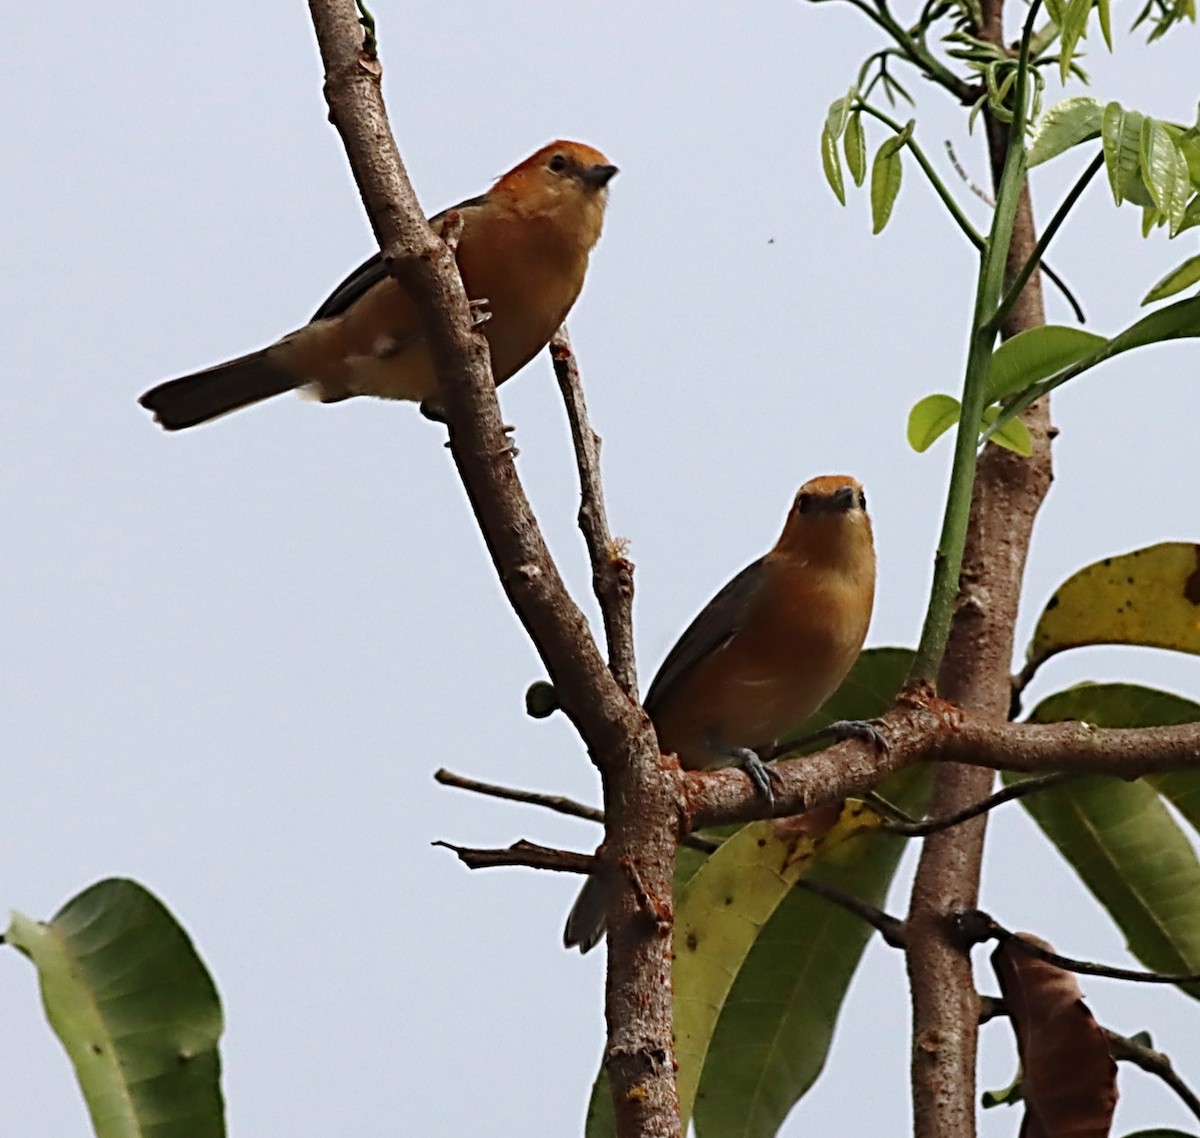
[139,140,617,431]
[564,475,880,952]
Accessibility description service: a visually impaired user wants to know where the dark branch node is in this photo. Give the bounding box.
[959,910,1200,986]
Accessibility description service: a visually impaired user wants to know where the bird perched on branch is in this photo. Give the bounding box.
[564,475,880,952]
[139,140,618,431]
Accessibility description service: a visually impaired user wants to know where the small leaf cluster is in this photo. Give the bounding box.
[1031,96,1200,242]
[821,90,912,234]
[909,296,1200,455]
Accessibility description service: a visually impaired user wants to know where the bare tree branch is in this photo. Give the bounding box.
[433,839,596,874]
[434,767,723,854]
[684,696,1200,830]
[306,7,680,1134]
[959,911,1200,986]
[549,328,638,699]
[435,768,604,824]
[1105,1029,1200,1124]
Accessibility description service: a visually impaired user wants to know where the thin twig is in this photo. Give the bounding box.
[871,772,1077,835]
[1037,262,1086,324]
[959,911,1200,985]
[434,767,722,854]
[987,150,1103,333]
[945,140,995,206]
[940,140,1085,321]
[433,839,596,874]
[435,768,604,824]
[548,328,638,699]
[794,877,909,947]
[858,103,987,250]
[1104,1029,1200,1123]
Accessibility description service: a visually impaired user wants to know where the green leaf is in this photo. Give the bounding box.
[985,325,1107,402]
[676,810,881,1131]
[1028,97,1104,167]
[1027,542,1200,672]
[1018,682,1200,835]
[1174,127,1200,184]
[1103,103,1156,208]
[844,112,867,187]
[985,295,1200,443]
[584,1071,616,1138]
[1143,253,1200,303]
[1179,194,1200,234]
[821,126,846,206]
[981,1071,1025,1108]
[870,127,909,234]
[1016,688,1200,996]
[694,769,931,1138]
[1097,0,1113,48]
[693,650,926,1138]
[1141,118,1192,234]
[906,394,961,452]
[824,90,855,143]
[1106,293,1200,353]
[980,406,1032,455]
[4,879,225,1138]
[1058,0,1094,83]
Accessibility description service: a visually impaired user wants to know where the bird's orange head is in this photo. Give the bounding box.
[489,141,618,250]
[774,474,874,570]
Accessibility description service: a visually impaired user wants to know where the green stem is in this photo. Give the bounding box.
[354,0,378,56]
[811,0,972,100]
[909,0,1042,686]
[856,103,986,250]
[875,0,975,100]
[986,150,1103,333]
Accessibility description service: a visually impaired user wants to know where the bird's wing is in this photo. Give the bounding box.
[643,558,767,718]
[309,193,490,321]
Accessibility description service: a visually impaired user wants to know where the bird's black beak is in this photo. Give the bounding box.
[582,163,619,189]
[830,485,859,512]
[797,485,860,516]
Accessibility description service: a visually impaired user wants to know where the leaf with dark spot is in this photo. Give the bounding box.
[1026,543,1200,672]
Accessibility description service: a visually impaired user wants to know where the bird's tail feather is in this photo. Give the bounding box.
[139,350,300,431]
[563,872,608,953]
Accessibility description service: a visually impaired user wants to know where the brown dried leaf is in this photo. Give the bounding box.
[992,935,1118,1138]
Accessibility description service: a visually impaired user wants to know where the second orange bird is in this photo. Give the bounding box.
[139,140,617,431]
[564,474,880,952]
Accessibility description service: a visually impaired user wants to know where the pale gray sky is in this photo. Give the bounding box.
[3,3,1199,1136]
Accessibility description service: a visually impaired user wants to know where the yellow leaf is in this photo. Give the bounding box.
[673,803,882,1133]
[1028,542,1200,670]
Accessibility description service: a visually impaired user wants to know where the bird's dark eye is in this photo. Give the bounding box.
[858,490,867,511]
[548,153,568,173]
[795,492,814,514]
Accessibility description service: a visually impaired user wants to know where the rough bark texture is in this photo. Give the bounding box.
[684,704,1200,827]
[305,6,680,1135]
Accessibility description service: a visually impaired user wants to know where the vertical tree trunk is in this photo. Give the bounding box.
[905,1,1055,1130]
